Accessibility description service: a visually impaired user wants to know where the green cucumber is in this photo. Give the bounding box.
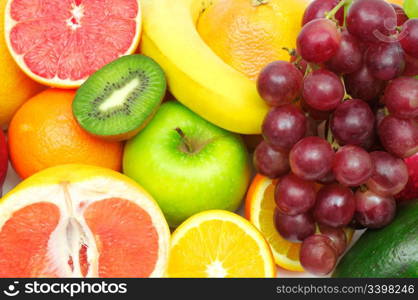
[333,200,418,278]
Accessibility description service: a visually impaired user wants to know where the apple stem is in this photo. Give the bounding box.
[175,127,194,153]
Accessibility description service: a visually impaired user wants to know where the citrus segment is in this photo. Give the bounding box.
[5,0,142,87]
[0,164,170,278]
[84,198,159,278]
[0,202,60,277]
[246,175,304,272]
[246,175,355,273]
[168,210,275,278]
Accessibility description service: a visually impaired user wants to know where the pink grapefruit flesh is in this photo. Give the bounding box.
[0,202,61,277]
[5,0,141,87]
[0,197,161,278]
[84,198,159,278]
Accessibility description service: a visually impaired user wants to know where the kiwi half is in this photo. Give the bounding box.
[73,54,166,141]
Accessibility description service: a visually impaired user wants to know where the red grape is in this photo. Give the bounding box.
[275,174,316,216]
[378,115,418,158]
[400,19,418,59]
[262,104,307,151]
[257,61,303,107]
[403,53,418,77]
[344,65,386,102]
[375,107,387,129]
[391,4,408,26]
[300,98,331,121]
[274,209,315,243]
[395,152,418,202]
[314,184,355,228]
[303,69,344,111]
[318,224,347,256]
[330,99,375,147]
[365,42,405,81]
[384,77,418,119]
[297,18,341,63]
[300,234,337,276]
[347,0,397,43]
[289,137,335,181]
[326,30,363,75]
[333,145,373,186]
[318,170,337,184]
[253,141,290,179]
[367,151,409,196]
[305,116,319,137]
[302,0,344,26]
[355,190,396,229]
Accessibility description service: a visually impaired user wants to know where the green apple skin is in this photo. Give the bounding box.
[123,101,251,227]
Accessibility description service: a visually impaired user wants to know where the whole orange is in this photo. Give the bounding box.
[197,0,310,80]
[9,89,123,178]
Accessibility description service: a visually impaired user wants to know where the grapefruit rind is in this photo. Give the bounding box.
[4,0,142,88]
[0,164,170,277]
[168,210,276,278]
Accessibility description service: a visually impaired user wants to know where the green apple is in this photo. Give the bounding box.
[123,101,250,227]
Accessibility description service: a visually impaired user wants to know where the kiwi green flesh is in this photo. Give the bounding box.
[73,54,166,137]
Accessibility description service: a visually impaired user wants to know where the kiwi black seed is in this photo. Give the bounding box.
[73,54,166,140]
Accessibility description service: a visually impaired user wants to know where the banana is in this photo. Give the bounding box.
[140,0,269,134]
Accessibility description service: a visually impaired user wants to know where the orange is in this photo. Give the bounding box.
[197,0,310,80]
[0,0,44,127]
[167,210,276,277]
[245,174,354,272]
[8,89,123,179]
[0,164,170,277]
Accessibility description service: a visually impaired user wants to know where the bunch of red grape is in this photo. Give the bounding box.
[254,0,418,276]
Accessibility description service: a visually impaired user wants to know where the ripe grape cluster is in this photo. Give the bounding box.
[254,0,418,276]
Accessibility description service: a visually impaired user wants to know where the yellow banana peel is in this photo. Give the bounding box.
[140,0,269,134]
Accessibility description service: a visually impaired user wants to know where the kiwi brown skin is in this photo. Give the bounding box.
[73,55,167,142]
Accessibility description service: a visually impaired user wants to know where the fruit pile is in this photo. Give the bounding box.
[0,0,417,279]
[0,0,269,278]
[254,0,418,275]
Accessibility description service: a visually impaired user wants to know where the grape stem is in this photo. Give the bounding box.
[359,185,368,193]
[341,78,352,101]
[343,1,350,28]
[326,124,340,151]
[305,64,314,76]
[282,47,297,57]
[326,0,352,21]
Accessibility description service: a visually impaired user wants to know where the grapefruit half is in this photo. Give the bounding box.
[4,0,142,88]
[0,164,170,277]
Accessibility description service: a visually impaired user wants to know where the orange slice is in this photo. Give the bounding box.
[246,174,354,272]
[167,210,276,278]
[246,174,304,272]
